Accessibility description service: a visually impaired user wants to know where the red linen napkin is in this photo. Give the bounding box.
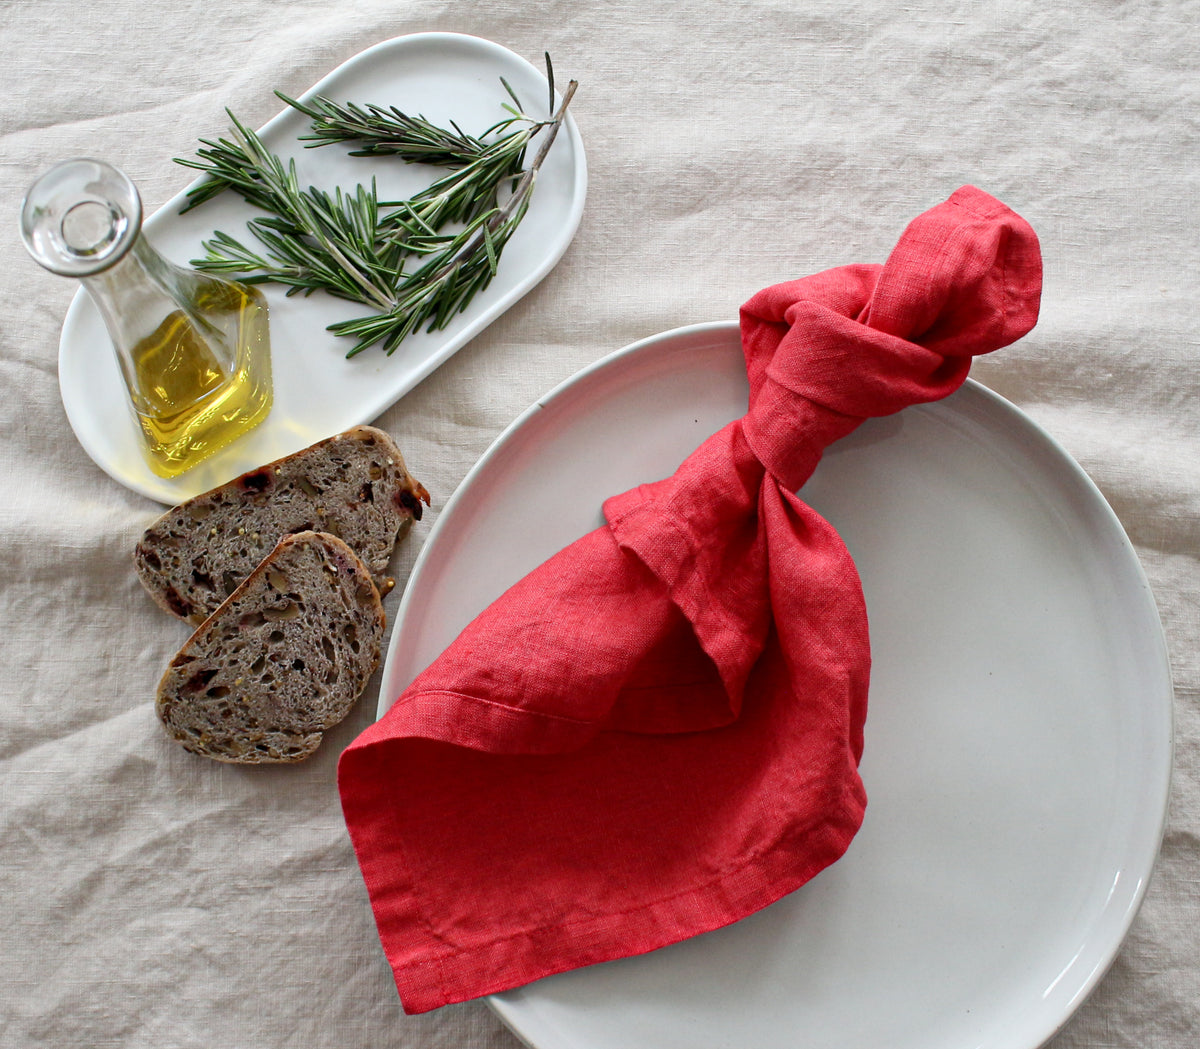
[338,185,1042,1013]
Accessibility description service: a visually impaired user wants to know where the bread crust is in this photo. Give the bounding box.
[135,425,429,624]
[155,531,385,764]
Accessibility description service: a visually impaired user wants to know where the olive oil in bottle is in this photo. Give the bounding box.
[127,281,273,477]
[20,159,274,478]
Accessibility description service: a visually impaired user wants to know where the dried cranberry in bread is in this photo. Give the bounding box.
[156,531,385,763]
[135,425,429,624]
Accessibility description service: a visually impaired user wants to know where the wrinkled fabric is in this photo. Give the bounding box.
[6,4,1200,1047]
[338,187,1042,1012]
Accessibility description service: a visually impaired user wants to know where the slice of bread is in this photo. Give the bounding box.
[156,531,385,764]
[135,425,430,625]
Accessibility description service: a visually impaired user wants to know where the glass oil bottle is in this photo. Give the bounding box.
[20,159,273,478]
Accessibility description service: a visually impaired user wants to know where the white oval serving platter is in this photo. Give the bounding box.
[379,321,1172,1049]
[57,32,587,504]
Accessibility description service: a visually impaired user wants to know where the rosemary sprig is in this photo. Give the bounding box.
[177,113,398,309]
[329,192,533,356]
[278,84,546,228]
[176,63,576,357]
[336,78,576,357]
[276,92,490,165]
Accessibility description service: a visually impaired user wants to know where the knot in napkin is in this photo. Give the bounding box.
[338,185,1042,1014]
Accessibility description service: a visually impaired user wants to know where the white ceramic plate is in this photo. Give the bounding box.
[378,322,1173,1049]
[58,32,587,504]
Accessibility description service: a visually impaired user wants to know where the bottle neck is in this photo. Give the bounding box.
[82,233,188,353]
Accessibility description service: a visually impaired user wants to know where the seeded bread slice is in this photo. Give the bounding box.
[135,425,430,625]
[156,531,385,764]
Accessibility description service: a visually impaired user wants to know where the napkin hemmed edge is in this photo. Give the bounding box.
[374,774,867,1013]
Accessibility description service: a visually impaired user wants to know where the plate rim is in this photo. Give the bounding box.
[378,319,1174,1049]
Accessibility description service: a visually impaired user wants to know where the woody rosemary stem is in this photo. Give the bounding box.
[422,79,578,292]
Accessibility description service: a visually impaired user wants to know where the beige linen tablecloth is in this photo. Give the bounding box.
[2,2,1196,1047]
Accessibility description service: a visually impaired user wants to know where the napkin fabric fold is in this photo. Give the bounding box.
[338,185,1043,1013]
